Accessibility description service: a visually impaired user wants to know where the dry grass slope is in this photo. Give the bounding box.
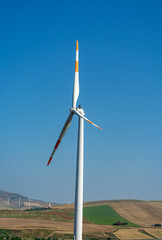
[114,228,154,239]
[56,200,162,227]
[108,200,162,227]
[144,228,162,239]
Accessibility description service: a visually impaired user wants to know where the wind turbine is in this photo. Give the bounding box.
[47,41,102,240]
[28,197,30,209]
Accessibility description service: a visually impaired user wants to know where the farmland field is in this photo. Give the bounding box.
[83,205,138,226]
[0,208,75,222]
[114,228,155,239]
[0,200,162,239]
[0,205,138,226]
[108,200,162,227]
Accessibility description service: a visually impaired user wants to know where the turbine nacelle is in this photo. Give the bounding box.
[70,107,85,116]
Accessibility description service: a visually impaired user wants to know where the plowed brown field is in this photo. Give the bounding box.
[0,218,114,236]
[1,217,162,239]
[108,201,162,227]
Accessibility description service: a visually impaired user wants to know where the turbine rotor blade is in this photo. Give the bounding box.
[47,112,74,166]
[72,41,79,108]
[72,109,102,130]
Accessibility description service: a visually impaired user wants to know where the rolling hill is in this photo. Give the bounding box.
[0,191,162,239]
[57,199,162,227]
[0,190,58,209]
[84,200,162,227]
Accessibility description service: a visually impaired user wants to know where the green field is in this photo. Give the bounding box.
[0,205,138,227]
[83,205,138,227]
[0,209,74,222]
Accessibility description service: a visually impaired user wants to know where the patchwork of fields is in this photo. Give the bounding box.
[0,200,162,239]
[0,205,137,226]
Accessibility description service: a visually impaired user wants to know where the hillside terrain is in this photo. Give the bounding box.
[83,200,162,227]
[0,190,58,209]
[0,191,162,239]
[56,199,162,227]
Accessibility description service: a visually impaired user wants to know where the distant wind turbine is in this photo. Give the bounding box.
[47,41,102,240]
[29,197,30,209]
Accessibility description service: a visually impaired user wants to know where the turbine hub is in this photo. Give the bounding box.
[70,107,85,116]
[77,107,84,115]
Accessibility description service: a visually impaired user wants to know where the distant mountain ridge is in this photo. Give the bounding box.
[0,190,58,209]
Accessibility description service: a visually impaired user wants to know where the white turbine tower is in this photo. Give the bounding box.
[29,197,30,209]
[47,41,102,240]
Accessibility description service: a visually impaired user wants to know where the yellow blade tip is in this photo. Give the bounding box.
[76,40,79,50]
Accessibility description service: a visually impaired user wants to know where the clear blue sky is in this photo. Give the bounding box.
[0,0,162,203]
